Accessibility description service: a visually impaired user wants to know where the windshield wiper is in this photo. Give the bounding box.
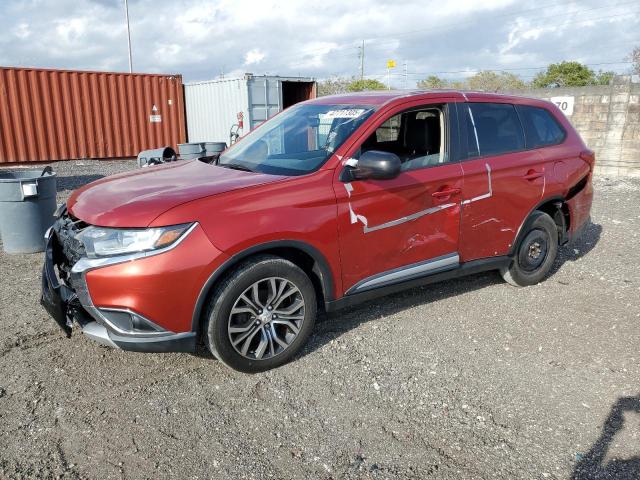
[219,163,254,173]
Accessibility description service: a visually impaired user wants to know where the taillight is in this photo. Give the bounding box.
[579,149,595,170]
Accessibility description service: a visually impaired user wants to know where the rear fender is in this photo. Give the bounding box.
[565,175,594,240]
[509,196,564,256]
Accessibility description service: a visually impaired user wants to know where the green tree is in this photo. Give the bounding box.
[346,78,387,92]
[532,61,599,88]
[417,75,449,89]
[594,70,615,86]
[466,71,527,91]
[317,77,351,96]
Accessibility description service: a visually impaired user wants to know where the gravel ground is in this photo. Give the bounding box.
[0,160,639,480]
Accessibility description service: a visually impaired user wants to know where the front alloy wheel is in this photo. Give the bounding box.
[228,277,305,361]
[204,255,317,373]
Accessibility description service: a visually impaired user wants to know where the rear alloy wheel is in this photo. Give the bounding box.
[501,211,558,287]
[204,255,316,372]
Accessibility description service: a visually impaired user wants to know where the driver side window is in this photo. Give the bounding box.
[358,105,448,172]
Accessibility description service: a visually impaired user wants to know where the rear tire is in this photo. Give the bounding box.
[203,255,316,373]
[501,211,558,287]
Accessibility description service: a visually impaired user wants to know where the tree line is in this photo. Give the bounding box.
[318,53,640,96]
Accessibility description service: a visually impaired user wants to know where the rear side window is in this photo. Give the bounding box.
[467,103,525,156]
[517,105,566,148]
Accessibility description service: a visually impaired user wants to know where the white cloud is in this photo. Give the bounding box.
[13,22,31,40]
[0,0,637,86]
[55,18,87,44]
[500,19,545,55]
[176,3,219,40]
[244,48,265,65]
[288,42,339,69]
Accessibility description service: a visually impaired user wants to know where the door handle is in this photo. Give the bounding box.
[523,170,544,181]
[432,187,461,199]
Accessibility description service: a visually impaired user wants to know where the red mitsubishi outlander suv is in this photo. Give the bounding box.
[41,91,594,372]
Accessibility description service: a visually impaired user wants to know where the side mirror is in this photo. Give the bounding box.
[342,150,401,181]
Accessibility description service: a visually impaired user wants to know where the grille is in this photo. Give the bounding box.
[52,212,88,276]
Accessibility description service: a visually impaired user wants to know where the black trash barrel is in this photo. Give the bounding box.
[0,167,57,254]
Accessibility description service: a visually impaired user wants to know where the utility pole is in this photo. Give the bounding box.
[403,61,408,89]
[124,0,133,73]
[359,40,365,80]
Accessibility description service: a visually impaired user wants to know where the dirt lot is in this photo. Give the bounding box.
[0,160,639,480]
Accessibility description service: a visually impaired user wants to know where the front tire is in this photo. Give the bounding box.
[501,211,558,287]
[204,255,317,373]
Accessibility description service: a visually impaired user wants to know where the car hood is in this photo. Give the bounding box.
[68,160,284,227]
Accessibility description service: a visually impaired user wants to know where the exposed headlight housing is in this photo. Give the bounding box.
[76,223,193,258]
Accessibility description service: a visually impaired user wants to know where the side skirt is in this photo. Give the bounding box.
[324,256,511,312]
[346,253,460,295]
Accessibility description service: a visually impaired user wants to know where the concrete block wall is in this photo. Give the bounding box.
[505,77,640,178]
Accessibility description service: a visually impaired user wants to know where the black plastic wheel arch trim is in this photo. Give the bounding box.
[191,240,335,333]
[508,196,566,257]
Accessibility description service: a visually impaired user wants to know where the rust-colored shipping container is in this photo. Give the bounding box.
[0,66,186,164]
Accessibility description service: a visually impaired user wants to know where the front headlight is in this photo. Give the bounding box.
[76,223,193,258]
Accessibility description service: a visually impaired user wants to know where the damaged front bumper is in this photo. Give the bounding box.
[40,228,196,353]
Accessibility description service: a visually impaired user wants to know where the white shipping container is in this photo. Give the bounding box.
[184,74,316,144]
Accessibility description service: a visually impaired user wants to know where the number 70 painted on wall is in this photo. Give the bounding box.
[550,96,575,116]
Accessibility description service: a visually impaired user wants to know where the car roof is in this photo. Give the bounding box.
[308,90,550,108]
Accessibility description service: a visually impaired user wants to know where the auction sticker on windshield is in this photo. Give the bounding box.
[323,109,367,119]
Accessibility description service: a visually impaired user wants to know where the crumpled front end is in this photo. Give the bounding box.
[40,209,226,352]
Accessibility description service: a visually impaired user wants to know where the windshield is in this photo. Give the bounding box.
[218,104,375,176]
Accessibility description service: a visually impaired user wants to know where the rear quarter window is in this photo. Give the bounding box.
[516,105,566,148]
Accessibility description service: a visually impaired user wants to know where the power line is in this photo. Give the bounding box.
[283,0,638,66]
[362,0,639,49]
[360,61,633,84]
[315,8,639,77]
[275,0,601,64]
[336,5,640,63]
[402,61,634,77]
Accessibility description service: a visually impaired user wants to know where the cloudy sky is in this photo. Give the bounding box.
[0,0,638,87]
